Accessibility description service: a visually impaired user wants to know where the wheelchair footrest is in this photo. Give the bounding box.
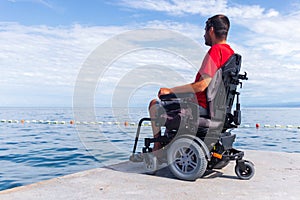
[223,148,244,160]
[211,148,244,160]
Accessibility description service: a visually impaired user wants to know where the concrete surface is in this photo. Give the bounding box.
[0,150,300,200]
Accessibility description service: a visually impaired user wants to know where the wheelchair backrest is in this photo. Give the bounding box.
[222,54,242,113]
[206,54,242,122]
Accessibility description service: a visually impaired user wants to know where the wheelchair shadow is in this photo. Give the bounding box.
[202,170,238,180]
[114,164,238,180]
[108,161,239,181]
[152,166,239,180]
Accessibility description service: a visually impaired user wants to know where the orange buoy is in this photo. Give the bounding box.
[21,119,25,124]
[256,123,260,129]
[70,120,74,125]
[124,121,129,126]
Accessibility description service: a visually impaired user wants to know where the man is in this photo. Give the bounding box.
[149,14,234,152]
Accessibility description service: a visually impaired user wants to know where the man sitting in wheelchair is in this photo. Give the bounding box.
[130,14,254,181]
[149,14,233,152]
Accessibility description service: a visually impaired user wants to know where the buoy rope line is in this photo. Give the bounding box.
[0,119,147,126]
[0,119,300,129]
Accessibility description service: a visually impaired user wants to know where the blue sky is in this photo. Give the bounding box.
[1,0,300,107]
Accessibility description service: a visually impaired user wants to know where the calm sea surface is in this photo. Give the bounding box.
[0,107,299,191]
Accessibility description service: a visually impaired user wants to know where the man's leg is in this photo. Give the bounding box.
[148,99,161,151]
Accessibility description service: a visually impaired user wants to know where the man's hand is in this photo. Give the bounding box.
[158,88,172,97]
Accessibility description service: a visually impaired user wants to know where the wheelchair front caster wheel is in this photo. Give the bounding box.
[235,160,255,180]
[143,153,158,174]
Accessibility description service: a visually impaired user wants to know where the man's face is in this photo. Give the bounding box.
[204,27,212,46]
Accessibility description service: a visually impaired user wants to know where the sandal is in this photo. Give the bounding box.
[129,152,144,162]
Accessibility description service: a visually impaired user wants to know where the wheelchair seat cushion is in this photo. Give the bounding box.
[198,117,224,129]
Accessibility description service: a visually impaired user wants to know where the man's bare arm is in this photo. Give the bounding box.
[158,75,212,97]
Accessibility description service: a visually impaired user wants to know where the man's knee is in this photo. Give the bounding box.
[148,99,157,110]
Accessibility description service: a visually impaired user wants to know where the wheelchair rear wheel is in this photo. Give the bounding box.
[167,137,207,181]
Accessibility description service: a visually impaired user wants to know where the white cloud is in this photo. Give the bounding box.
[0,22,128,106]
[119,0,279,19]
[1,0,300,107]
[0,21,204,107]
[120,0,299,63]
[230,9,300,105]
[142,20,203,41]
[95,49,198,107]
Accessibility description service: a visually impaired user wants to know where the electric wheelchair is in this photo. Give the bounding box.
[130,54,255,181]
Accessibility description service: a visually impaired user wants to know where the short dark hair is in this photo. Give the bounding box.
[205,14,230,39]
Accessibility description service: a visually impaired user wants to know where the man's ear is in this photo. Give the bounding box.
[209,27,216,40]
[209,27,214,35]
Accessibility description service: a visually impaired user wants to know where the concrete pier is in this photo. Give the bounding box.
[0,150,300,200]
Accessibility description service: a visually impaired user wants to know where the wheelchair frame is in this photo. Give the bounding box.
[130,54,255,181]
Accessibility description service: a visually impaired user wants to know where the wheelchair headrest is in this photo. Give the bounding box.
[222,54,242,76]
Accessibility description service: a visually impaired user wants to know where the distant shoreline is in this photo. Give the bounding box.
[244,105,300,108]
[0,106,300,109]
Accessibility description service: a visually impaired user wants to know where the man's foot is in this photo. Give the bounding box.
[153,142,161,152]
[153,148,167,164]
[129,152,144,162]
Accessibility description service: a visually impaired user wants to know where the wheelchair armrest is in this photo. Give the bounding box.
[159,92,195,100]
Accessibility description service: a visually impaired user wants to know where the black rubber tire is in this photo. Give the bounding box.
[235,160,255,180]
[167,137,207,181]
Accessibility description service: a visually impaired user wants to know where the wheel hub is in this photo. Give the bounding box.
[175,147,197,173]
[181,155,192,164]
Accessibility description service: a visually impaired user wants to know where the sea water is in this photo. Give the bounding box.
[0,107,299,191]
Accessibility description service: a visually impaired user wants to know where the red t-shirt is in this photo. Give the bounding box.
[194,44,234,108]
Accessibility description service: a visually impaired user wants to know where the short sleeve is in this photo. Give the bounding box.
[198,46,221,78]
